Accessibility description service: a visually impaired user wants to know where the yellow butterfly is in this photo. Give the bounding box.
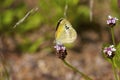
[55,18,77,44]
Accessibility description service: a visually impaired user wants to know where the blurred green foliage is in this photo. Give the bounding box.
[0,0,90,53]
[111,0,119,13]
[0,0,119,53]
[18,37,45,53]
[111,0,120,23]
[114,43,120,69]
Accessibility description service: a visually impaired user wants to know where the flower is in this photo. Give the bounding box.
[54,44,67,60]
[107,15,118,27]
[54,44,66,51]
[103,45,116,58]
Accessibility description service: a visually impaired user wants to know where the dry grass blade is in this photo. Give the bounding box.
[13,7,39,28]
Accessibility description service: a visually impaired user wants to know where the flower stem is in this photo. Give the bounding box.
[62,59,92,80]
[111,59,119,80]
[111,27,116,45]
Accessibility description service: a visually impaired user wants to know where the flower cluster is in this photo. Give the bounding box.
[54,44,67,60]
[107,15,118,27]
[103,45,116,58]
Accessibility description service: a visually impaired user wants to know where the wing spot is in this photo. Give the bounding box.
[65,24,69,30]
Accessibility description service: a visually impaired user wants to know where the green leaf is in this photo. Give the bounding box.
[113,43,120,68]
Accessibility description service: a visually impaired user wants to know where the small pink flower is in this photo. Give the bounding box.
[107,15,118,27]
[54,44,67,60]
[103,45,116,58]
[54,44,66,52]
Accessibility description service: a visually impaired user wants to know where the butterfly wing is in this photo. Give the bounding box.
[55,19,77,44]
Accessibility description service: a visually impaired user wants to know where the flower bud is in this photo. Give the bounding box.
[54,44,67,60]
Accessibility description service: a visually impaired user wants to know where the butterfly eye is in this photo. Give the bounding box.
[65,24,69,30]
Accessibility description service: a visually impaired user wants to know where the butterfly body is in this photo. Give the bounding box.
[55,18,77,44]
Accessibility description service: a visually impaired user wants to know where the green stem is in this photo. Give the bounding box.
[111,59,119,80]
[62,59,92,80]
[111,27,116,45]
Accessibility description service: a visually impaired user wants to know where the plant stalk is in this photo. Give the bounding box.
[111,59,119,80]
[62,59,92,80]
[111,27,116,45]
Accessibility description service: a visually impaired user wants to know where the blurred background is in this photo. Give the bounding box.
[0,0,120,80]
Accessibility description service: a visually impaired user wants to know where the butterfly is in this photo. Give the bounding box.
[55,18,77,44]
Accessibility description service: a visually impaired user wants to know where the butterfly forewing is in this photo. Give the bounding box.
[55,18,77,44]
